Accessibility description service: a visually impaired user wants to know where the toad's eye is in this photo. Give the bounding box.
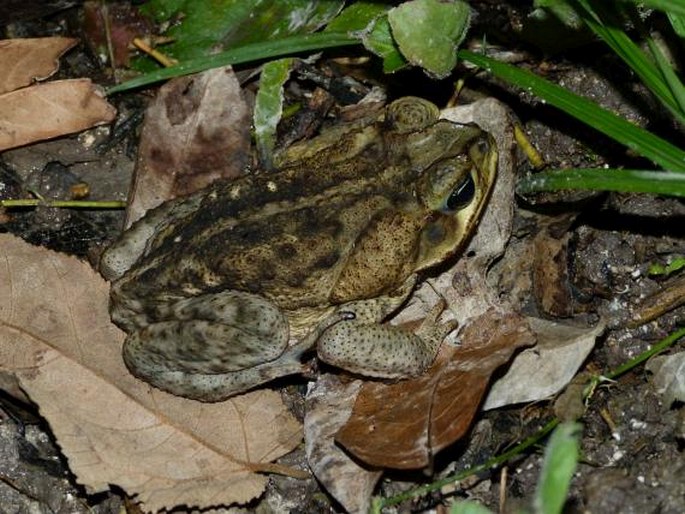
[444,173,475,212]
[417,154,476,213]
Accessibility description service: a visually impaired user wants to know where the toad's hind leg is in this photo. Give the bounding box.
[121,291,304,401]
[124,338,307,402]
[124,298,354,402]
[317,300,457,379]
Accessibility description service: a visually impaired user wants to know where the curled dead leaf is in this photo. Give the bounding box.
[305,375,381,514]
[126,66,250,225]
[483,317,604,410]
[335,310,535,469]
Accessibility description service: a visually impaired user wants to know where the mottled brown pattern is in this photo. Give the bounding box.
[100,97,498,401]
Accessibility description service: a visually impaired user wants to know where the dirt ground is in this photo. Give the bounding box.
[0,3,683,513]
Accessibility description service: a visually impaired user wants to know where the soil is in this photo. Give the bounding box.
[0,2,683,514]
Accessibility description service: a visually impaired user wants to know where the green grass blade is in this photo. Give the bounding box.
[666,10,685,37]
[106,32,358,95]
[450,501,495,514]
[574,1,684,121]
[619,0,685,17]
[518,168,685,197]
[533,422,581,514]
[647,37,685,118]
[458,50,685,172]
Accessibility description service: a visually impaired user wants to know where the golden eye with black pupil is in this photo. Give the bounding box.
[444,173,475,213]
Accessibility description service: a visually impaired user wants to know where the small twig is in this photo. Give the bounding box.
[0,199,126,209]
[514,123,545,169]
[132,37,177,68]
[247,461,310,479]
[629,273,685,327]
[599,408,619,439]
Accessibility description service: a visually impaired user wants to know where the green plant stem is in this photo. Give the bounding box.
[106,32,358,95]
[605,325,685,380]
[377,419,560,509]
[0,199,127,208]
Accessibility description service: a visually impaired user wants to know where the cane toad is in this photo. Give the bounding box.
[100,97,498,401]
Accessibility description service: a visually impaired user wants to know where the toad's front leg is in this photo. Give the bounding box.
[317,299,457,379]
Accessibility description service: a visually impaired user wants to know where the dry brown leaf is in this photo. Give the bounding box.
[629,272,685,327]
[646,352,685,407]
[0,234,302,512]
[0,37,77,94]
[483,317,603,410]
[335,310,535,469]
[533,227,574,317]
[304,375,381,514]
[83,3,152,67]
[0,78,116,151]
[126,66,250,225]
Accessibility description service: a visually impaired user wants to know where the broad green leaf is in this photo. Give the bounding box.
[450,500,495,514]
[388,0,471,78]
[326,2,390,33]
[254,58,294,169]
[363,15,408,73]
[326,2,404,71]
[140,0,345,61]
[533,422,581,514]
[141,0,185,21]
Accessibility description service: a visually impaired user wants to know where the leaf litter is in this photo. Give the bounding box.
[336,309,535,469]
[0,72,609,512]
[0,37,115,151]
